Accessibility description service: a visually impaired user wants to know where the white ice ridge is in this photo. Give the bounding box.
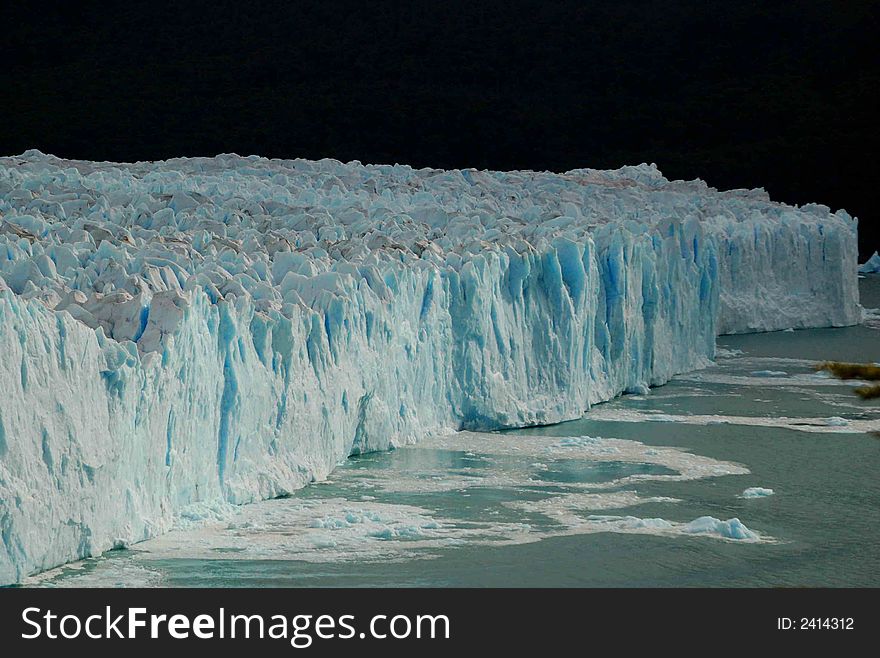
[0,151,859,584]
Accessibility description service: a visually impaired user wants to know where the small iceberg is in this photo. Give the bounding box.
[681,516,759,540]
[740,487,775,499]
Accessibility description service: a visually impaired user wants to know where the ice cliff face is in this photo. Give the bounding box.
[0,151,859,583]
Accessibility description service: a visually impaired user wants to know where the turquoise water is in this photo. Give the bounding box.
[30,277,880,587]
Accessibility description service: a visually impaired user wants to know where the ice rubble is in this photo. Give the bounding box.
[26,432,758,585]
[0,151,859,584]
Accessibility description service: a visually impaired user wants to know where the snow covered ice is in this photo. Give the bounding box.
[0,151,860,584]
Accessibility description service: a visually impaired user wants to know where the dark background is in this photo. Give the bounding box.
[2,1,877,258]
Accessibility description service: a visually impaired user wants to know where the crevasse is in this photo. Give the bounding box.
[0,152,859,584]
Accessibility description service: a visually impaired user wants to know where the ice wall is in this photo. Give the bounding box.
[0,152,859,583]
[712,189,860,333]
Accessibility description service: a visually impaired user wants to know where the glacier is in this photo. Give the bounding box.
[860,251,880,274]
[0,151,860,584]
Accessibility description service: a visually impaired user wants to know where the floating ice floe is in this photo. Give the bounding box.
[585,515,761,541]
[584,408,878,434]
[740,487,775,499]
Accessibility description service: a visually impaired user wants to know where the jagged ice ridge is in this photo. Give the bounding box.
[860,251,880,274]
[0,151,860,584]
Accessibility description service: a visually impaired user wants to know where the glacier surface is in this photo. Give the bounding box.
[0,151,859,584]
